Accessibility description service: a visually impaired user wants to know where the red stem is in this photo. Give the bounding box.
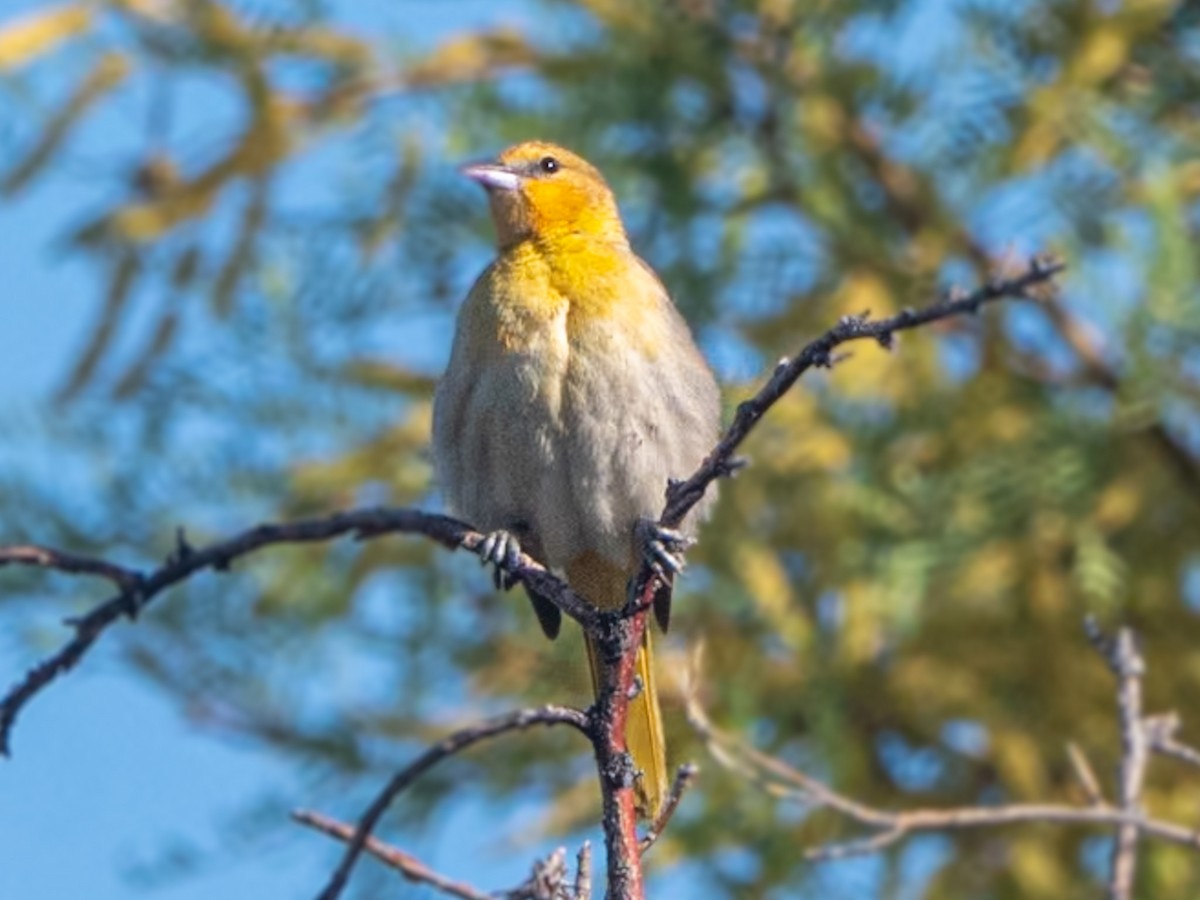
[592,578,657,898]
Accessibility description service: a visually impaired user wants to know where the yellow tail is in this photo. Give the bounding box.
[568,552,668,819]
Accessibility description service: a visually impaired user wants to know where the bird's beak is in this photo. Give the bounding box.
[461,162,521,193]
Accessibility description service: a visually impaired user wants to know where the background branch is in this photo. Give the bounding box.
[687,620,1200,882]
[311,704,589,900]
[640,763,700,854]
[293,809,493,900]
[1146,714,1200,770]
[296,809,592,900]
[1086,620,1149,900]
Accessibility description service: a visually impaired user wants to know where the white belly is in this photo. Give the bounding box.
[434,310,716,573]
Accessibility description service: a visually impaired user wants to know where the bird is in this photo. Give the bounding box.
[432,141,720,817]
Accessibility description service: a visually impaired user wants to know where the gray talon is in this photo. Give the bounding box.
[635,519,693,578]
[479,529,521,591]
[504,537,521,570]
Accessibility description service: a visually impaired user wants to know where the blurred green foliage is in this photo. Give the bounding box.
[3,0,1200,897]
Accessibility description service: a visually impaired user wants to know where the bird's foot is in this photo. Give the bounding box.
[634,518,694,580]
[478,529,522,590]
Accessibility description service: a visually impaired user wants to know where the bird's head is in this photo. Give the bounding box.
[462,142,627,249]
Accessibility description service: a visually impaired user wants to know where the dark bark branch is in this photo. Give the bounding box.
[0,509,595,756]
[659,256,1065,529]
[312,704,589,900]
[0,545,142,593]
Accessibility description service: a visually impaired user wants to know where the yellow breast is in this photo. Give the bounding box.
[470,236,668,361]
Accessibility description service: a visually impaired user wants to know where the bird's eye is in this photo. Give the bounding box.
[539,156,559,174]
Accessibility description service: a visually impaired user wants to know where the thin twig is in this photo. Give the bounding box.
[1087,622,1148,900]
[0,509,595,755]
[658,256,1064,529]
[687,624,1200,868]
[640,763,700,853]
[692,689,1200,861]
[574,842,592,900]
[686,689,897,829]
[1067,741,1105,806]
[805,805,1200,862]
[314,704,590,900]
[507,847,574,900]
[0,545,142,593]
[1145,713,1200,769]
[293,809,492,900]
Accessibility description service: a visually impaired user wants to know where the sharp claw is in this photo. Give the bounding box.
[653,526,691,547]
[504,537,521,570]
[658,549,683,576]
[480,533,498,566]
[479,529,522,591]
[636,518,693,579]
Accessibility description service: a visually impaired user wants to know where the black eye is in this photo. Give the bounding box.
[539,156,559,174]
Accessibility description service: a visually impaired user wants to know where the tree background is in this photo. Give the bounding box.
[2,0,1199,897]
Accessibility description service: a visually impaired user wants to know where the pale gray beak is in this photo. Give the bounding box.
[461,163,521,192]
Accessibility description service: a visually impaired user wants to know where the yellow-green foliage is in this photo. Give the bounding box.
[3,1,1200,897]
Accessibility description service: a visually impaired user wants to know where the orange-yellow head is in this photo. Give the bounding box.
[462,141,627,250]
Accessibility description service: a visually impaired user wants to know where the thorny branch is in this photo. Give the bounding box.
[0,509,596,756]
[687,620,1200,893]
[657,256,1064,529]
[0,545,142,592]
[1,258,1063,899]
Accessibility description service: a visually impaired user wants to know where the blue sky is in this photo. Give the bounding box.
[0,4,556,899]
